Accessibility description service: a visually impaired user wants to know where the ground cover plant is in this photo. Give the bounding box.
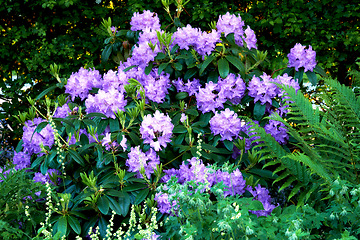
[1,0,360,239]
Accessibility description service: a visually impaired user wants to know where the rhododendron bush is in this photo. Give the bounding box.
[1,4,339,239]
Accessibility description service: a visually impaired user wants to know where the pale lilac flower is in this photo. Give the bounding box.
[143,69,171,103]
[264,119,288,145]
[101,132,119,151]
[12,151,31,170]
[85,87,127,119]
[244,26,257,49]
[130,10,161,31]
[287,43,317,72]
[53,104,71,118]
[217,12,245,47]
[196,81,223,113]
[172,25,201,51]
[140,110,174,151]
[65,67,103,101]
[22,118,54,156]
[126,146,160,178]
[33,169,61,185]
[120,136,127,152]
[196,29,221,57]
[247,184,277,217]
[172,78,201,96]
[248,73,278,105]
[211,168,246,197]
[217,73,246,105]
[180,113,187,123]
[209,108,242,141]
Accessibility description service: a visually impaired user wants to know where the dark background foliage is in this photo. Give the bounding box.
[1,0,359,152]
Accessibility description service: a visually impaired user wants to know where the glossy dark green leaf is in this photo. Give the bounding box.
[98,196,110,215]
[134,188,149,205]
[225,55,245,73]
[223,140,234,151]
[68,149,85,166]
[57,216,67,237]
[294,68,304,84]
[109,118,120,132]
[34,121,48,133]
[253,102,266,121]
[128,131,142,145]
[85,112,108,119]
[185,108,199,116]
[306,71,317,85]
[144,62,153,75]
[218,58,229,79]
[173,125,187,133]
[175,92,188,100]
[118,192,131,216]
[35,85,57,100]
[158,62,169,75]
[31,155,45,168]
[68,215,81,235]
[199,55,215,75]
[101,45,112,62]
[123,183,147,192]
[184,68,197,80]
[106,195,122,215]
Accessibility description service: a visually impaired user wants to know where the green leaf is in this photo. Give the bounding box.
[225,55,245,73]
[106,195,122,215]
[175,92,188,100]
[67,215,81,235]
[218,58,229,79]
[223,140,234,151]
[68,149,85,166]
[253,102,266,121]
[294,68,304,84]
[31,155,45,168]
[35,85,57,100]
[184,68,197,80]
[109,119,120,132]
[123,183,147,192]
[173,125,187,133]
[173,62,183,71]
[101,45,112,62]
[185,108,199,116]
[85,112,108,119]
[118,192,131,216]
[306,71,317,85]
[158,63,169,75]
[249,200,264,211]
[199,55,215,75]
[144,62,153,75]
[134,188,149,205]
[98,196,110,215]
[35,121,48,133]
[57,216,67,237]
[128,131,142,145]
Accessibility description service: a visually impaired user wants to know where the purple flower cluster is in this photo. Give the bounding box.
[143,69,171,103]
[130,10,161,31]
[172,25,221,57]
[12,151,31,171]
[22,118,54,156]
[264,119,288,145]
[209,108,242,141]
[140,110,174,151]
[53,103,71,118]
[65,67,102,101]
[216,12,257,49]
[156,158,249,214]
[248,73,278,105]
[0,167,12,183]
[33,169,61,185]
[126,146,160,179]
[287,43,316,72]
[101,69,128,92]
[172,78,201,96]
[85,87,127,119]
[247,184,278,217]
[196,74,246,113]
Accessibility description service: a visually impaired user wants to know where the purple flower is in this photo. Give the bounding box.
[143,69,171,103]
[22,118,54,156]
[154,191,176,214]
[101,132,119,151]
[126,146,160,179]
[172,25,201,51]
[33,169,61,185]
[196,81,223,113]
[287,43,317,72]
[248,73,278,105]
[53,104,71,118]
[180,113,187,123]
[65,67,102,101]
[0,167,12,182]
[12,151,31,170]
[130,41,161,68]
[264,119,288,145]
[130,10,161,31]
[209,108,242,141]
[217,73,246,105]
[247,184,277,217]
[217,12,245,47]
[196,30,221,57]
[85,87,127,119]
[111,26,117,34]
[210,168,246,197]
[244,26,257,50]
[140,110,174,151]
[172,78,201,96]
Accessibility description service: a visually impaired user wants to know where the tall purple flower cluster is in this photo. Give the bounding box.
[216,12,257,49]
[130,10,161,31]
[172,78,201,96]
[12,151,31,171]
[248,73,278,105]
[287,43,317,72]
[196,74,246,113]
[172,25,220,57]
[156,158,248,214]
[143,69,171,103]
[126,146,160,179]
[210,108,242,141]
[22,118,54,156]
[65,67,102,101]
[140,110,174,151]
[102,69,129,92]
[85,87,127,119]
[247,184,278,217]
[53,104,71,118]
[264,119,288,145]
